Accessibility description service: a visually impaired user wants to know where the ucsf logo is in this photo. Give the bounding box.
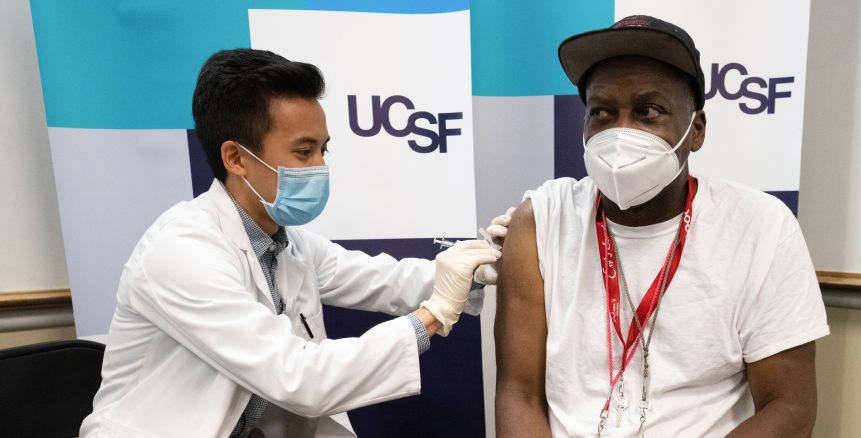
[347,95,462,153]
[705,63,794,115]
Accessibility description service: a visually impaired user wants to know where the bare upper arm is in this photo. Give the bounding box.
[725,342,818,437]
[745,342,817,431]
[495,199,548,398]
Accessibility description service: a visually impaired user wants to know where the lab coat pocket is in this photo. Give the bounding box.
[294,304,326,343]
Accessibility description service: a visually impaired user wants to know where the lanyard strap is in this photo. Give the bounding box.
[595,177,696,402]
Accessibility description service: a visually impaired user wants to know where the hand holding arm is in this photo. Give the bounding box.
[475,207,516,285]
[420,239,501,336]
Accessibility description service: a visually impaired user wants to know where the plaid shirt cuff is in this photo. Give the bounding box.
[406,313,431,354]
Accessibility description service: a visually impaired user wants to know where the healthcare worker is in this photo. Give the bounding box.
[79,48,508,438]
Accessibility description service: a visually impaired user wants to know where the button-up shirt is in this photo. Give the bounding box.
[227,196,429,438]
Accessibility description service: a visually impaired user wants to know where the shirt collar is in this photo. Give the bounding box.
[227,192,288,259]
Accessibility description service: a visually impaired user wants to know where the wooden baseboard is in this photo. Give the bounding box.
[0,289,72,311]
[816,271,861,290]
[0,273,857,312]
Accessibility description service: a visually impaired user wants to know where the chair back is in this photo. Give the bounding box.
[0,339,105,438]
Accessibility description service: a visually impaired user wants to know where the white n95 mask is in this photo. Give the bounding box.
[583,113,696,210]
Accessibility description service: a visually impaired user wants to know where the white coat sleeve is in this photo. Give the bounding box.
[129,223,422,418]
[300,230,436,315]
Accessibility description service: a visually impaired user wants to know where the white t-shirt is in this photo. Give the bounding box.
[525,176,829,437]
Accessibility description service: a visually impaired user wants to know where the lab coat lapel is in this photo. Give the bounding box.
[202,179,279,312]
[246,252,276,311]
[278,241,308,313]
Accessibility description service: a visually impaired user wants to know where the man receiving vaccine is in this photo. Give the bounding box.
[494,16,829,437]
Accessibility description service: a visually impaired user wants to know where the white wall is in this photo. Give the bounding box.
[800,0,861,437]
[798,0,861,274]
[0,0,68,292]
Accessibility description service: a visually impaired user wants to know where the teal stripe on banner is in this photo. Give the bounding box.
[31,0,252,129]
[31,1,604,127]
[30,0,468,129]
[471,0,614,97]
[250,0,468,14]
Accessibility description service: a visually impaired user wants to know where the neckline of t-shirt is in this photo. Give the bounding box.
[606,213,683,239]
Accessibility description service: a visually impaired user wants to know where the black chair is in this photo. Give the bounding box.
[0,339,105,437]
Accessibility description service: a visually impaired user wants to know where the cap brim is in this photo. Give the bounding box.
[559,27,699,88]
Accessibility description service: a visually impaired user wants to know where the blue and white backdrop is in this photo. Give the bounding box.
[31,0,810,435]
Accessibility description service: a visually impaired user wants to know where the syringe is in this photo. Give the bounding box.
[432,228,502,251]
[433,238,456,249]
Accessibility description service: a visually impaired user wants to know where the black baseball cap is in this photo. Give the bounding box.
[558,15,706,109]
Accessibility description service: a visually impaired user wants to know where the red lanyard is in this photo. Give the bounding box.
[594,176,696,410]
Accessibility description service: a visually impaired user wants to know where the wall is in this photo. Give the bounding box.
[0,0,68,292]
[0,0,74,345]
[799,0,861,436]
[815,305,861,437]
[798,0,861,275]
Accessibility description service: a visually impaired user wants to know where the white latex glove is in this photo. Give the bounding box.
[474,207,516,285]
[421,240,501,336]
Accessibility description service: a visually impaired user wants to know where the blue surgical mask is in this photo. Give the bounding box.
[237,143,329,226]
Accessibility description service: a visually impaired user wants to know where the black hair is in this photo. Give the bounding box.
[192,48,325,182]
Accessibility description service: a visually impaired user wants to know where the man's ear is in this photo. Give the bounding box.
[221,141,247,177]
[690,110,707,152]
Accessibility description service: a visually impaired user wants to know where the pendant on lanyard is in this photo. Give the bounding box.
[594,176,696,437]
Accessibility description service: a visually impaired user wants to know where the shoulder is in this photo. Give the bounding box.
[524,176,595,214]
[524,177,595,204]
[151,198,224,243]
[284,226,338,266]
[522,177,596,232]
[131,199,234,274]
[696,176,800,239]
[698,177,789,211]
[500,203,543,288]
[509,199,536,235]
[115,197,250,306]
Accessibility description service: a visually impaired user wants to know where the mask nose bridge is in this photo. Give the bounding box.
[586,112,697,153]
[582,112,640,146]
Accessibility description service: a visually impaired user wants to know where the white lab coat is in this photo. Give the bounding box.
[80,180,448,437]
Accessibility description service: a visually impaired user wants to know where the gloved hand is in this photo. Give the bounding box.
[474,207,516,285]
[421,240,501,336]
